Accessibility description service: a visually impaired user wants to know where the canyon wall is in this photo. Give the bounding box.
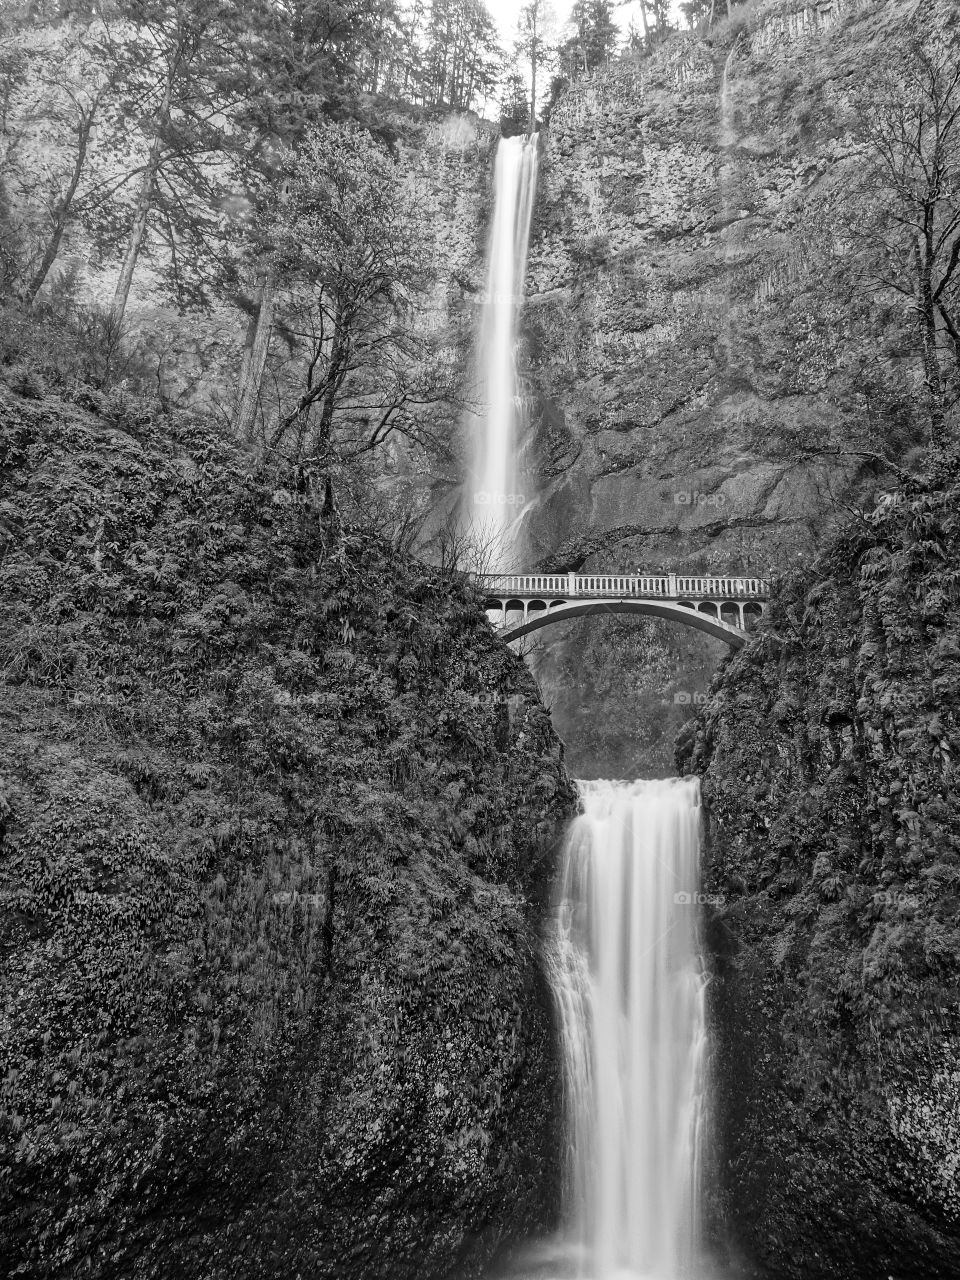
[520,0,934,773]
[0,383,575,1279]
[679,449,960,1278]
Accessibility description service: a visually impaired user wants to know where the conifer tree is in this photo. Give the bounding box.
[98,0,250,326]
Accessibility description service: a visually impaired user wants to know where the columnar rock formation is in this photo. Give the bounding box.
[679,452,960,1278]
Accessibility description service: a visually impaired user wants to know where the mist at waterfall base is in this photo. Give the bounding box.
[464,134,538,571]
[492,778,715,1280]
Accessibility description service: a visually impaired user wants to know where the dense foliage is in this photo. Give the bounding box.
[0,0,500,446]
[680,455,960,1277]
[0,0,715,470]
[0,384,576,1277]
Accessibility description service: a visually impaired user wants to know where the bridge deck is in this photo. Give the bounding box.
[472,571,771,649]
[475,572,770,600]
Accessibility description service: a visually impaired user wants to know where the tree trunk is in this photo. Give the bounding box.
[915,236,946,445]
[23,106,94,304]
[269,312,347,453]
[314,331,348,523]
[937,302,960,371]
[233,259,278,441]
[111,143,161,325]
[111,55,178,327]
[316,328,345,450]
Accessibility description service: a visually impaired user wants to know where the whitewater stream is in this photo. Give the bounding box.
[496,778,710,1280]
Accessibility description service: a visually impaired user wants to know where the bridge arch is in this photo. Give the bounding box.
[476,570,770,650]
[488,598,753,648]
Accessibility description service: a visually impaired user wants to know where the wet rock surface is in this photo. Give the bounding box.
[680,453,960,1278]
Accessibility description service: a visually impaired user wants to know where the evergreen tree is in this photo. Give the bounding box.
[94,0,251,326]
[514,0,553,130]
[225,0,393,437]
[559,0,617,79]
[423,0,500,110]
[500,69,530,133]
[679,0,714,30]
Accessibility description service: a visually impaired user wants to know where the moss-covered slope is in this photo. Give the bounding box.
[0,386,576,1278]
[679,454,960,1278]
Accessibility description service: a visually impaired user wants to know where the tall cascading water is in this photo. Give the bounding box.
[547,777,708,1280]
[465,134,539,570]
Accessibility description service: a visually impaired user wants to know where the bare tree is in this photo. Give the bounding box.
[854,14,960,445]
[430,512,511,577]
[21,37,111,305]
[257,121,459,512]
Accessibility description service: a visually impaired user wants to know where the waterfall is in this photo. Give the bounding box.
[465,134,539,571]
[547,777,708,1280]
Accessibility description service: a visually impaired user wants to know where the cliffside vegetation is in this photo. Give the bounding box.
[679,450,960,1277]
[0,383,576,1277]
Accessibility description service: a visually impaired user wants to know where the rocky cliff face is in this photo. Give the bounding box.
[678,451,960,1278]
[0,385,576,1278]
[519,0,939,774]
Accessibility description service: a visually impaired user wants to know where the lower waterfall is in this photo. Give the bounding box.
[503,777,709,1279]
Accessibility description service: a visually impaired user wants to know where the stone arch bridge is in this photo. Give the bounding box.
[474,572,771,648]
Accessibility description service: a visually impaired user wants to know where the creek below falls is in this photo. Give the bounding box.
[489,778,718,1280]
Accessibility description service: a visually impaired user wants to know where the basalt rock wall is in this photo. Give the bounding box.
[678,453,960,1278]
[519,0,942,774]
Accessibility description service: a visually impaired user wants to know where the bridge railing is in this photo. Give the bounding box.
[475,572,771,599]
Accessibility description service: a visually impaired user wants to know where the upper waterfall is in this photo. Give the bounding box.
[465,134,539,572]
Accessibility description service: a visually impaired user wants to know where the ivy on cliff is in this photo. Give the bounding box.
[0,385,576,1278]
[680,449,960,1277]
